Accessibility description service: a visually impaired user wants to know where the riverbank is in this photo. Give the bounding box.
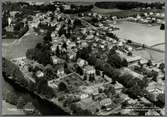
[2,101,25,115]
[3,76,69,115]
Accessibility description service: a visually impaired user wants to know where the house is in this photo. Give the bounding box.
[83,65,96,82]
[84,65,96,75]
[68,42,76,49]
[139,97,152,105]
[50,44,57,52]
[48,79,58,89]
[63,4,71,10]
[146,82,163,102]
[10,11,20,17]
[57,67,65,78]
[77,58,88,68]
[100,98,112,110]
[149,12,154,15]
[80,93,89,100]
[127,99,137,105]
[8,17,12,26]
[51,31,57,39]
[114,81,123,93]
[145,110,160,116]
[119,93,130,101]
[86,34,94,40]
[144,13,148,16]
[136,14,141,19]
[92,93,107,101]
[35,70,44,78]
[80,41,88,48]
[67,50,76,61]
[31,21,39,28]
[51,56,65,65]
[81,28,87,34]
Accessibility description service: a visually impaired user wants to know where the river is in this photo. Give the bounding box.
[114,21,165,63]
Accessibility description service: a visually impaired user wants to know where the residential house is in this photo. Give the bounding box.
[77,58,88,68]
[100,98,112,110]
[35,70,44,78]
[57,67,65,78]
[51,56,65,65]
[83,65,96,82]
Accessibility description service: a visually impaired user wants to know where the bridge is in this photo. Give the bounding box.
[123,39,165,53]
[150,42,165,48]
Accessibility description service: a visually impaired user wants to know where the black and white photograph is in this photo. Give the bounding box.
[1,0,165,116]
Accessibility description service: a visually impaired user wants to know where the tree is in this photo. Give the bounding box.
[43,31,52,43]
[36,78,47,94]
[14,22,24,32]
[96,70,100,76]
[5,90,18,105]
[56,46,60,57]
[58,82,68,91]
[159,63,165,72]
[122,58,128,67]
[26,48,36,60]
[122,100,129,108]
[104,84,115,97]
[126,85,144,99]
[147,60,153,67]
[160,24,165,30]
[157,93,165,105]
[36,50,51,66]
[77,47,90,60]
[107,53,122,68]
[62,42,67,50]
[151,70,158,82]
[127,52,132,56]
[76,66,83,75]
[87,55,96,66]
[108,46,117,56]
[35,43,43,50]
[44,64,54,80]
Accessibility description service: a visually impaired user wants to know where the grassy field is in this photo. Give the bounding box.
[2,32,44,59]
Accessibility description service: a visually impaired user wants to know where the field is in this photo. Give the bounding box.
[2,32,44,59]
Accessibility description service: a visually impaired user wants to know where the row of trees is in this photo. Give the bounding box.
[3,57,55,100]
[2,58,28,87]
[76,46,148,99]
[26,31,53,66]
[95,1,164,10]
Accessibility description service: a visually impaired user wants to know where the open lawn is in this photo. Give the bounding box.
[2,32,44,59]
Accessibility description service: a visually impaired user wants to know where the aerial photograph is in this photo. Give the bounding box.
[2,0,165,116]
